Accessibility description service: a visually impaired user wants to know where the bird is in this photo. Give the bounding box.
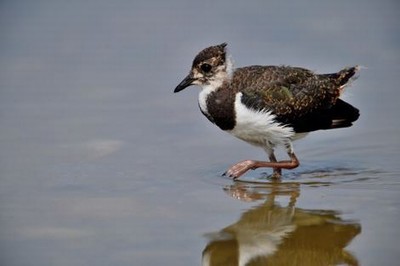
[174,43,360,179]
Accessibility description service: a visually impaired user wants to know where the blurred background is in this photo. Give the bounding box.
[0,0,399,265]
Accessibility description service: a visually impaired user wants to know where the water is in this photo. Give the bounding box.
[0,1,399,265]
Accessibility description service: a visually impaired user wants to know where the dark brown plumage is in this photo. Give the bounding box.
[235,65,360,132]
[174,43,360,179]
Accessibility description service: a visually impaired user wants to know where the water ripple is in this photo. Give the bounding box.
[223,164,385,188]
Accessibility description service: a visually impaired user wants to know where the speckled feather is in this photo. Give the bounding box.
[192,43,227,68]
[200,64,359,132]
[233,65,358,124]
[179,43,359,133]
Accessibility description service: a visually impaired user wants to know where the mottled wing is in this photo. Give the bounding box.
[235,66,357,132]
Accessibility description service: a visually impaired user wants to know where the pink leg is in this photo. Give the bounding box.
[224,153,299,179]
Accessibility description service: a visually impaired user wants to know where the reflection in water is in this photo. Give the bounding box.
[202,182,361,266]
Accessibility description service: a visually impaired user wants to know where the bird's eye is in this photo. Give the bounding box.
[200,63,212,73]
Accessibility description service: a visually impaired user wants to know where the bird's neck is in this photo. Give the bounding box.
[198,56,235,119]
[198,83,220,116]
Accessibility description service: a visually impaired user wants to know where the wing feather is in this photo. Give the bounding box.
[233,66,340,125]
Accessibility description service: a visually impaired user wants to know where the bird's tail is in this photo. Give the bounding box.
[329,99,360,129]
[322,65,360,88]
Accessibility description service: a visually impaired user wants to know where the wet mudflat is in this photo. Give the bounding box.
[0,1,399,265]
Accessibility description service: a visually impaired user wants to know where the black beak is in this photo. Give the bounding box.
[174,74,196,93]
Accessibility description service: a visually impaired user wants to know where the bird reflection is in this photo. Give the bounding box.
[202,182,361,266]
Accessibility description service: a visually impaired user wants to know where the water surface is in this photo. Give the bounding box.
[0,1,399,265]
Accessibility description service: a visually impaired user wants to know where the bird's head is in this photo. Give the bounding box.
[174,43,233,93]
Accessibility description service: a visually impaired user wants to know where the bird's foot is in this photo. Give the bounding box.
[223,160,257,179]
[222,155,298,180]
[269,168,282,179]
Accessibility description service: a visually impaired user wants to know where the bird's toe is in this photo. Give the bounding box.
[225,160,256,179]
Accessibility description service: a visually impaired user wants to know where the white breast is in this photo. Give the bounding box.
[198,84,216,115]
[228,93,295,148]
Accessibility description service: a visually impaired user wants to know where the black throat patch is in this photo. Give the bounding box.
[203,85,236,131]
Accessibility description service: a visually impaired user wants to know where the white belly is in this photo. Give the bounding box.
[228,93,295,148]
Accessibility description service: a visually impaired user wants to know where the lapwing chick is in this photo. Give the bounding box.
[174,43,360,179]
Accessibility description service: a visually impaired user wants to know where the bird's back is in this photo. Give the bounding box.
[231,65,359,132]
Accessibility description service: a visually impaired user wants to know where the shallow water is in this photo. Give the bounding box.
[1,1,400,265]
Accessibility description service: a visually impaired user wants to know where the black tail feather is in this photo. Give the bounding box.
[292,99,360,133]
[329,99,360,128]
